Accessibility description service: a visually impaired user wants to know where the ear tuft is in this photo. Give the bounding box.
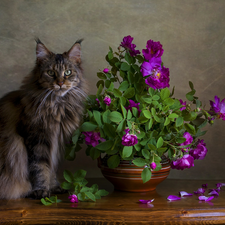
[35,39,51,61]
[67,39,83,63]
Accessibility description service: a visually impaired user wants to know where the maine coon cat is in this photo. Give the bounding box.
[0,39,87,199]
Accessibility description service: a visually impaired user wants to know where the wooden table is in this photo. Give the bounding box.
[0,179,225,224]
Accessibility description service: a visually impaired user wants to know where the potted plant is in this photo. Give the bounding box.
[66,35,225,192]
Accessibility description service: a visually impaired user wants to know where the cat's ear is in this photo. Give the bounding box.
[67,39,83,64]
[35,38,51,61]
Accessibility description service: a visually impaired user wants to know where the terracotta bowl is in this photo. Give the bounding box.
[98,156,171,192]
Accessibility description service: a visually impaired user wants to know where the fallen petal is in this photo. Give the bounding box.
[167,195,181,201]
[139,199,154,204]
[194,188,205,195]
[208,190,219,196]
[199,196,214,201]
[216,183,225,188]
[202,183,208,188]
[179,191,193,197]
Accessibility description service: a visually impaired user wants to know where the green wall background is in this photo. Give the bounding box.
[0,0,225,180]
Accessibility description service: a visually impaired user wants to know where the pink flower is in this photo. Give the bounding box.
[103,96,111,106]
[179,99,187,111]
[120,35,140,57]
[103,68,109,73]
[83,131,105,147]
[180,132,193,147]
[125,100,141,115]
[189,139,207,160]
[142,39,164,60]
[150,162,157,170]
[171,154,194,170]
[122,133,138,146]
[140,57,162,77]
[68,194,78,203]
[167,195,181,201]
[209,96,225,120]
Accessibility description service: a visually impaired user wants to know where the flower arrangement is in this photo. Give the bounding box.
[67,35,225,183]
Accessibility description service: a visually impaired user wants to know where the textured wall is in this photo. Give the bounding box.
[0,0,225,180]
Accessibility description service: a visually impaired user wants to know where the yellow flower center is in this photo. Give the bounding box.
[156,72,161,79]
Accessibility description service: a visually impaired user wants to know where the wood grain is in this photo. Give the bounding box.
[0,179,225,224]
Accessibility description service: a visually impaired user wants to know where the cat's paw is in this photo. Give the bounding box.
[51,186,67,194]
[29,189,50,199]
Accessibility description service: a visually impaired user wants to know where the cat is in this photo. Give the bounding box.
[0,39,88,199]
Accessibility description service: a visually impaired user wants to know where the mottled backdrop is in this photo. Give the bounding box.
[0,0,225,180]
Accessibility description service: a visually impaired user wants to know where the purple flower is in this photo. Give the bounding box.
[209,96,225,120]
[179,99,187,111]
[216,183,225,188]
[140,57,162,77]
[142,39,164,60]
[167,195,181,201]
[150,162,157,170]
[103,96,111,106]
[180,132,193,147]
[171,154,194,170]
[125,100,141,115]
[122,133,138,146]
[103,68,109,73]
[202,183,208,188]
[144,66,170,90]
[120,35,140,57]
[68,194,78,203]
[83,131,105,147]
[189,139,207,160]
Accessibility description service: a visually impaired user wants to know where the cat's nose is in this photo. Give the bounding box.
[58,81,64,87]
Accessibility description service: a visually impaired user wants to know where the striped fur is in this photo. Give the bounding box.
[0,40,87,199]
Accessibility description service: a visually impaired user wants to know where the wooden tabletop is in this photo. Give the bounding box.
[0,178,225,224]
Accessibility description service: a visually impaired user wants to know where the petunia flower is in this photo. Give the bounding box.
[83,131,105,147]
[122,133,138,146]
[103,68,109,73]
[68,194,78,203]
[103,96,111,106]
[120,35,140,57]
[171,154,194,170]
[189,139,207,160]
[198,196,214,202]
[142,39,164,60]
[209,96,225,120]
[167,195,181,201]
[179,191,193,197]
[139,199,154,204]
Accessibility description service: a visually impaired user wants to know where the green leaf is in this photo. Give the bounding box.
[109,111,123,123]
[78,192,86,201]
[125,52,134,64]
[107,155,120,168]
[184,123,196,135]
[164,117,170,126]
[176,137,186,143]
[113,88,122,97]
[63,170,74,183]
[61,181,73,190]
[160,88,170,100]
[175,117,184,127]
[152,95,160,101]
[108,48,113,60]
[127,110,132,119]
[85,192,96,201]
[156,137,164,149]
[186,90,196,101]
[142,110,151,119]
[89,147,101,160]
[168,113,179,119]
[121,104,127,118]
[97,84,103,95]
[95,140,114,151]
[132,107,138,117]
[189,81,194,90]
[116,119,126,133]
[118,81,129,91]
[102,110,111,123]
[93,110,102,126]
[122,146,133,158]
[120,62,130,71]
[81,122,97,132]
[141,167,152,183]
[123,87,135,98]
[103,123,116,138]
[97,72,107,80]
[73,169,87,180]
[164,98,175,106]
[132,158,146,167]
[142,149,150,159]
[95,189,109,197]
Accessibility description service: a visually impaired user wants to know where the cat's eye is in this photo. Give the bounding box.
[47,70,55,76]
[64,70,71,76]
